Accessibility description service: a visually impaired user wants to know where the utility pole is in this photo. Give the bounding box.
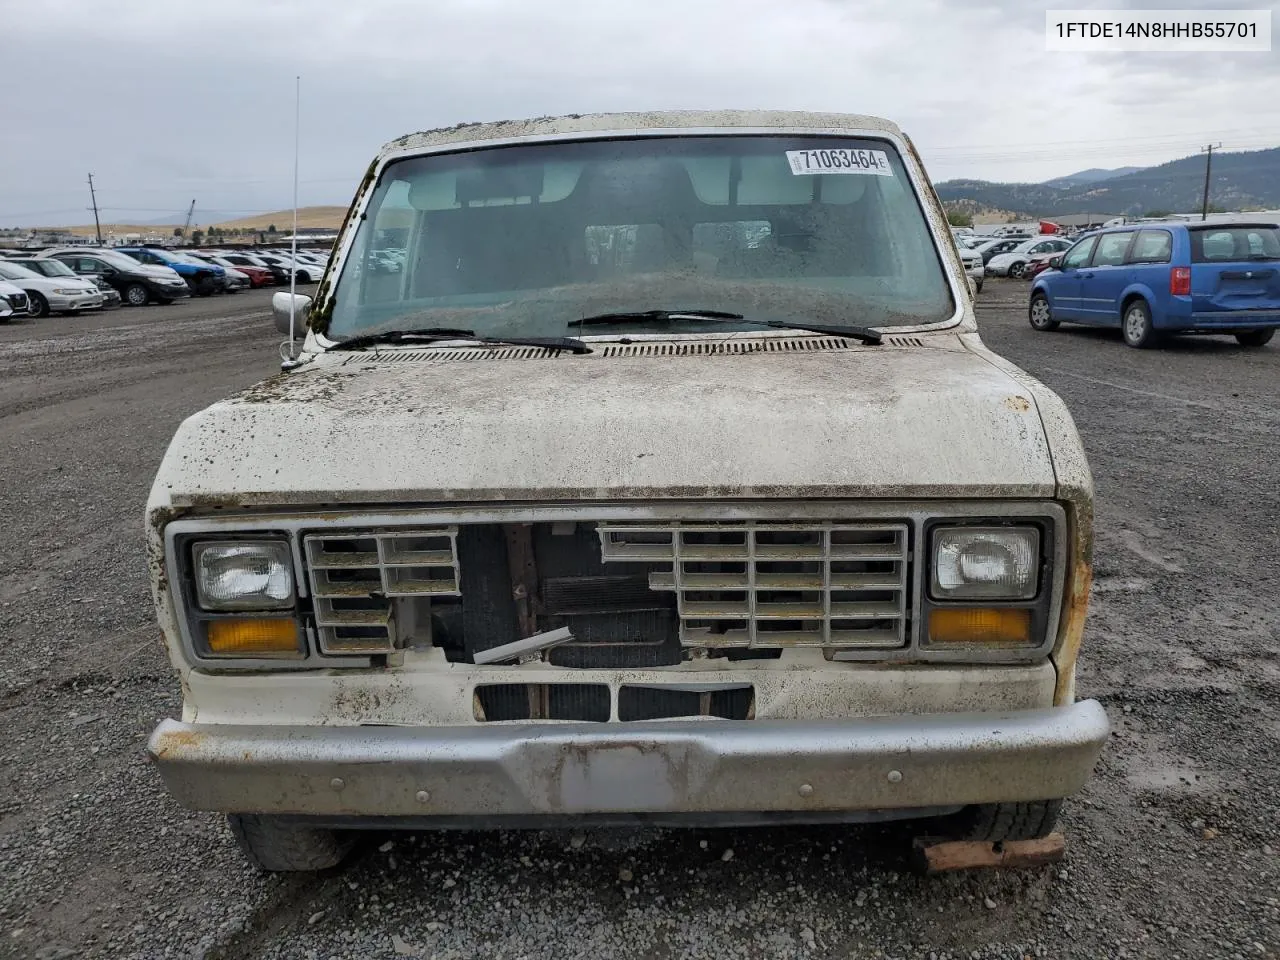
[87,173,103,245]
[1200,143,1221,221]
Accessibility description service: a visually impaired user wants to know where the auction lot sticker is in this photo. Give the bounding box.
[786,149,894,176]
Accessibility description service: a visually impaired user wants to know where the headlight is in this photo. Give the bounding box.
[931,526,1039,599]
[54,287,85,295]
[193,541,294,610]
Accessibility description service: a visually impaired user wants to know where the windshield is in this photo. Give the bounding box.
[32,259,77,277]
[326,135,954,340]
[0,262,39,281]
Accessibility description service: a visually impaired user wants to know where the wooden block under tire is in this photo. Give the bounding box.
[911,832,1066,873]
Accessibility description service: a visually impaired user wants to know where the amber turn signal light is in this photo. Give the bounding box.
[928,608,1032,646]
[206,618,301,656]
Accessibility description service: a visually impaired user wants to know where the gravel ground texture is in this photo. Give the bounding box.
[0,283,1277,960]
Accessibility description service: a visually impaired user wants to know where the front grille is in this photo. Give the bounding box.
[474,683,610,722]
[596,521,909,648]
[303,528,460,654]
[472,683,753,721]
[7,293,28,311]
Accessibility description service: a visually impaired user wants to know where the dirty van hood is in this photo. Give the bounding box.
[151,341,1058,509]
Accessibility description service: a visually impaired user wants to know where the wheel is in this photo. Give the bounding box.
[297,271,313,284]
[124,283,149,306]
[953,800,1063,842]
[974,278,983,294]
[1121,299,1159,348]
[227,814,354,872]
[1028,292,1059,331]
[1008,261,1026,279]
[1235,329,1275,348]
[28,292,50,318]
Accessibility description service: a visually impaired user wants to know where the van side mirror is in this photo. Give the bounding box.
[272,292,312,334]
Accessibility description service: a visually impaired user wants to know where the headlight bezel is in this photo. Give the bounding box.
[918,517,1057,655]
[173,531,309,663]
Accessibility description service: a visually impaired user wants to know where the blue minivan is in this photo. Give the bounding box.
[1029,221,1280,348]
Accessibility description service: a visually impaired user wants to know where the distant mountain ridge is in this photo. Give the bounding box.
[936,147,1280,217]
[1043,166,1142,188]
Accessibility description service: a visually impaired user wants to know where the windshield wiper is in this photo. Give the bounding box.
[330,327,592,354]
[576,309,882,345]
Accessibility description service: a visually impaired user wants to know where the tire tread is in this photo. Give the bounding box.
[957,800,1063,842]
[227,814,353,872]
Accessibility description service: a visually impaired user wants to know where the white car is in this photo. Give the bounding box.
[956,243,985,293]
[0,259,103,317]
[985,237,1074,279]
[0,278,31,320]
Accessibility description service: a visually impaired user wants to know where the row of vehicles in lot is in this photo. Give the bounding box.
[0,245,331,319]
[948,231,1075,293]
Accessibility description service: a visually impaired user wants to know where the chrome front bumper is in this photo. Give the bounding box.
[50,294,104,310]
[148,701,1109,818]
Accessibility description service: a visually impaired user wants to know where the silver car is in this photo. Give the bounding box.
[0,259,103,316]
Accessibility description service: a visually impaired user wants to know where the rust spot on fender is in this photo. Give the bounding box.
[1053,558,1093,705]
[1004,396,1032,413]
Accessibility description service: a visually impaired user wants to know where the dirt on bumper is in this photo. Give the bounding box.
[148,701,1109,819]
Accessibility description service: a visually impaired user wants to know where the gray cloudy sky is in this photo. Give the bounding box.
[1,0,1276,227]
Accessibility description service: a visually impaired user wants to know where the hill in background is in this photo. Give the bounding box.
[209,206,349,231]
[937,147,1280,218]
[32,206,349,238]
[1042,166,1143,189]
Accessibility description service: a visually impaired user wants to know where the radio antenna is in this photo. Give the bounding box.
[289,74,300,350]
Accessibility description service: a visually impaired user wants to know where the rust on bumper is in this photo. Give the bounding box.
[148,701,1109,818]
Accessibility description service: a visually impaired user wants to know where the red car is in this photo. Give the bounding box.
[231,263,276,288]
[1022,252,1061,280]
[191,253,276,288]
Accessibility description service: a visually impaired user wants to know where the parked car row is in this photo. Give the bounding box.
[1027,220,1280,348]
[0,258,108,317]
[0,245,332,318]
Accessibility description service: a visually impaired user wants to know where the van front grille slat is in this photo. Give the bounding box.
[598,521,909,648]
[303,527,460,654]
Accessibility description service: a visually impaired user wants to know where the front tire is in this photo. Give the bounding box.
[1122,299,1159,348]
[1008,261,1026,279]
[953,800,1063,842]
[974,278,983,294]
[1029,292,1059,331]
[124,283,149,306]
[227,814,354,872]
[28,292,50,318]
[1235,329,1275,348]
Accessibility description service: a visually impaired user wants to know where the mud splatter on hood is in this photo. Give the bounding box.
[148,340,1054,510]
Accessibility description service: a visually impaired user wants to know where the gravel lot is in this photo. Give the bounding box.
[1,284,1276,960]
